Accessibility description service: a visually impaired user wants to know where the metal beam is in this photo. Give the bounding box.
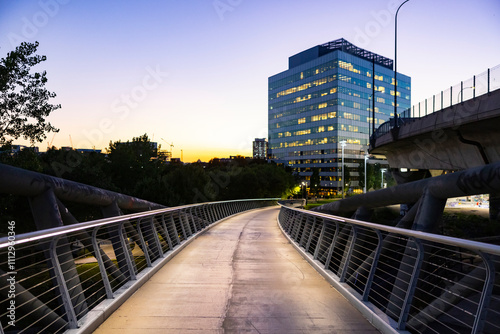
[0,163,164,211]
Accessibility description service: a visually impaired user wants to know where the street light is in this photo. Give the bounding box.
[364,153,369,193]
[394,0,411,129]
[381,168,387,188]
[340,140,347,199]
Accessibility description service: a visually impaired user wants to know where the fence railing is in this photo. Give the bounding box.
[278,205,500,334]
[372,64,500,141]
[0,198,278,333]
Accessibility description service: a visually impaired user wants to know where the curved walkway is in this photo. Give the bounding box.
[94,206,378,333]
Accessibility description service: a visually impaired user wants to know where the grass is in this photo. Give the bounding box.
[303,198,341,210]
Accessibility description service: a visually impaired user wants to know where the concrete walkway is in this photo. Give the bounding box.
[94,207,379,333]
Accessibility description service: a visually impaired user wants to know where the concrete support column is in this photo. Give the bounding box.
[391,168,431,217]
[489,192,500,223]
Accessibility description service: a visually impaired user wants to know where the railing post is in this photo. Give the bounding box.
[170,213,182,245]
[339,226,357,282]
[432,95,435,113]
[473,75,476,98]
[305,217,317,252]
[425,98,427,116]
[150,216,164,258]
[298,215,311,247]
[118,222,137,280]
[441,90,443,110]
[472,252,495,333]
[324,221,340,270]
[161,214,174,250]
[91,228,114,299]
[397,238,424,330]
[49,236,79,329]
[136,219,152,267]
[190,208,199,232]
[488,68,490,94]
[181,210,193,236]
[460,81,464,103]
[313,220,326,260]
[293,214,303,241]
[362,229,383,301]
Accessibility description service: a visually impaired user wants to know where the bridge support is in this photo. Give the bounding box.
[490,192,500,223]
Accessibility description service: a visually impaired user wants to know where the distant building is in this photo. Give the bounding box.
[0,145,40,154]
[268,38,410,194]
[252,138,268,159]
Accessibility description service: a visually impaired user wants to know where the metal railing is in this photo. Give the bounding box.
[372,64,500,141]
[0,198,278,333]
[278,205,500,334]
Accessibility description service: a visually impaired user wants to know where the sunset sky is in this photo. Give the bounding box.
[1,0,499,162]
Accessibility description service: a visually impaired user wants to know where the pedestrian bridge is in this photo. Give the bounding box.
[1,196,499,334]
[1,164,500,334]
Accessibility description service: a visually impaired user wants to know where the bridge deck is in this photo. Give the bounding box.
[94,207,379,333]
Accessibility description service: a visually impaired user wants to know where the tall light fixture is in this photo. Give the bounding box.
[340,140,347,199]
[394,0,410,129]
[364,153,369,193]
[381,168,387,188]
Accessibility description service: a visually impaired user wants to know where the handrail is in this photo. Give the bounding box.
[277,204,500,334]
[371,64,500,143]
[0,198,279,333]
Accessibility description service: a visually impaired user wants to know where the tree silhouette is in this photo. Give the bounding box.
[0,41,60,145]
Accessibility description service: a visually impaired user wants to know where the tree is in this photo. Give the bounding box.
[106,134,158,195]
[0,41,60,145]
[310,168,320,196]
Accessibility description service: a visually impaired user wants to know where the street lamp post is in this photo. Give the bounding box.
[381,168,387,188]
[364,154,369,193]
[394,0,411,129]
[340,140,347,199]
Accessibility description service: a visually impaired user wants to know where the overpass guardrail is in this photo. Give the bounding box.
[0,198,278,333]
[372,64,500,141]
[278,204,500,334]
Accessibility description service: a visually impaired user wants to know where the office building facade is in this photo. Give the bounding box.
[252,138,268,159]
[268,38,410,193]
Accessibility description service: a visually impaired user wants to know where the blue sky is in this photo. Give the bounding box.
[1,0,499,162]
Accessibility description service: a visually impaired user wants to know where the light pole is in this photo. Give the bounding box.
[340,140,347,199]
[394,0,410,129]
[364,153,369,193]
[381,168,387,188]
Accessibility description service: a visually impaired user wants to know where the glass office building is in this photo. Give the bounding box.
[268,38,411,193]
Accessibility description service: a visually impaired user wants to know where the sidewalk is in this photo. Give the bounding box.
[94,206,379,333]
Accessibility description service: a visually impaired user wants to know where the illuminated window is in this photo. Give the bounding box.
[298,117,306,124]
[318,126,325,133]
